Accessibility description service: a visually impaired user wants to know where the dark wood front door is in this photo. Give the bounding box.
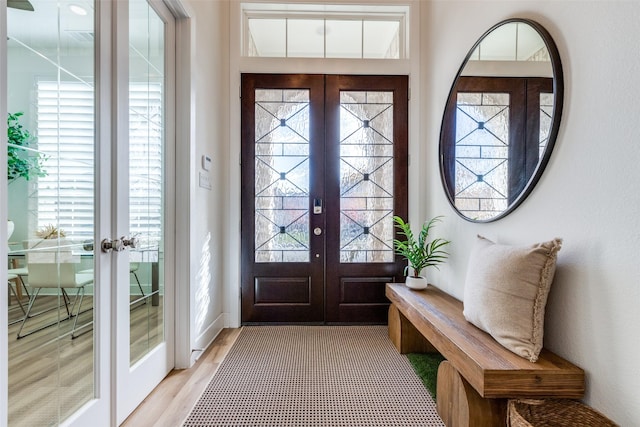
[241,74,408,323]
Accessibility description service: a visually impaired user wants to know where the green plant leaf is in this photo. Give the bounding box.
[393,215,451,277]
[7,112,47,182]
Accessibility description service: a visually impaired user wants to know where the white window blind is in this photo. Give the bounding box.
[36,81,95,239]
[129,83,163,246]
[35,81,162,242]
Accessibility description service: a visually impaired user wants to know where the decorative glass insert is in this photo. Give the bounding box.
[454,92,509,220]
[339,91,394,263]
[539,92,554,157]
[255,89,310,262]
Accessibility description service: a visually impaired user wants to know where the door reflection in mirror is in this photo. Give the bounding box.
[439,19,563,222]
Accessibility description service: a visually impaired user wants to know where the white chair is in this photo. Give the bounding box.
[16,239,93,339]
[6,221,30,302]
[78,262,146,308]
[7,261,29,302]
[129,262,148,306]
[7,273,27,325]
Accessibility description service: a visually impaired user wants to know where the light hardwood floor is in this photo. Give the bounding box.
[7,293,164,427]
[122,328,241,427]
[7,289,239,426]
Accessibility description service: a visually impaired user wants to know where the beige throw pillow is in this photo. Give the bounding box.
[463,235,562,362]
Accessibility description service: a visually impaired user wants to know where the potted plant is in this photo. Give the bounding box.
[393,215,451,290]
[7,112,46,182]
[7,112,46,240]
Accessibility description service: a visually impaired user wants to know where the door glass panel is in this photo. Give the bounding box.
[339,91,394,263]
[539,92,554,157]
[254,89,310,263]
[129,0,165,365]
[454,92,510,220]
[7,0,96,425]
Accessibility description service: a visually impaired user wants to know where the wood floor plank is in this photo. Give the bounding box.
[122,328,241,427]
[8,293,238,426]
[8,295,165,426]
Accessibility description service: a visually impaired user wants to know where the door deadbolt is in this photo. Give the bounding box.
[314,227,322,236]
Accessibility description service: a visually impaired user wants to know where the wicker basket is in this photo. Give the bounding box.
[508,399,618,427]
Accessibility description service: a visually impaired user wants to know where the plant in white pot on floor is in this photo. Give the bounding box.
[393,215,451,290]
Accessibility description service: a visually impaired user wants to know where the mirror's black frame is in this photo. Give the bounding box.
[438,18,564,223]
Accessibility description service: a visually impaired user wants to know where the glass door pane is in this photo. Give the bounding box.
[454,92,510,219]
[339,90,395,263]
[254,89,311,263]
[129,0,165,366]
[7,0,96,425]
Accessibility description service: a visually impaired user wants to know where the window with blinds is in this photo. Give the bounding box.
[35,81,162,242]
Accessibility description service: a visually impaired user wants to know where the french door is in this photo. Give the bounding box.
[3,0,175,425]
[114,0,175,423]
[241,74,407,324]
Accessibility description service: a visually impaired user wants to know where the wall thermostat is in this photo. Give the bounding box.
[201,154,212,171]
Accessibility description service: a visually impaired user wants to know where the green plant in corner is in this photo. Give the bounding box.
[7,112,46,182]
[393,215,451,278]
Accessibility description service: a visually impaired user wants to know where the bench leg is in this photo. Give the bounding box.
[436,360,506,427]
[388,304,437,354]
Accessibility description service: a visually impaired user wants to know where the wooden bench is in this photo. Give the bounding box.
[386,283,585,427]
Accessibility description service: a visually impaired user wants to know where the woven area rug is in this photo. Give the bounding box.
[183,325,444,427]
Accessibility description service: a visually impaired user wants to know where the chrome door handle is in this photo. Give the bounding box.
[101,236,137,253]
[121,236,138,249]
[101,238,123,253]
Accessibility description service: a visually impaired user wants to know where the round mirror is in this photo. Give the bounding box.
[439,19,563,222]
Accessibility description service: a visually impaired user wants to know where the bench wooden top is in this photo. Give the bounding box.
[386,283,585,399]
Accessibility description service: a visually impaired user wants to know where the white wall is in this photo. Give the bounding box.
[421,2,640,425]
[185,0,230,362]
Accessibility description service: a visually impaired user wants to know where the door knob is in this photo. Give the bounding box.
[101,236,138,253]
[121,236,138,249]
[101,238,123,253]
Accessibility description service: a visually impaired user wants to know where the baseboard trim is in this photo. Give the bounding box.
[191,312,225,365]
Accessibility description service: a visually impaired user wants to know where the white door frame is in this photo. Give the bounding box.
[164,0,194,371]
[0,0,9,422]
[227,0,422,328]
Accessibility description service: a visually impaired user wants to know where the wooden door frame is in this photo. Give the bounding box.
[240,73,409,324]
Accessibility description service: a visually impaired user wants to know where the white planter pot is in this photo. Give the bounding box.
[7,220,15,240]
[7,220,15,251]
[405,276,428,290]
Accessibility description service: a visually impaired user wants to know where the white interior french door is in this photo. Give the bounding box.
[113,0,175,423]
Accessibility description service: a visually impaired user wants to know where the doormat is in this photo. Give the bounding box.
[183,325,444,426]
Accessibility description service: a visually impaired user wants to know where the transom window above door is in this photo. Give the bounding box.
[240,3,410,59]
